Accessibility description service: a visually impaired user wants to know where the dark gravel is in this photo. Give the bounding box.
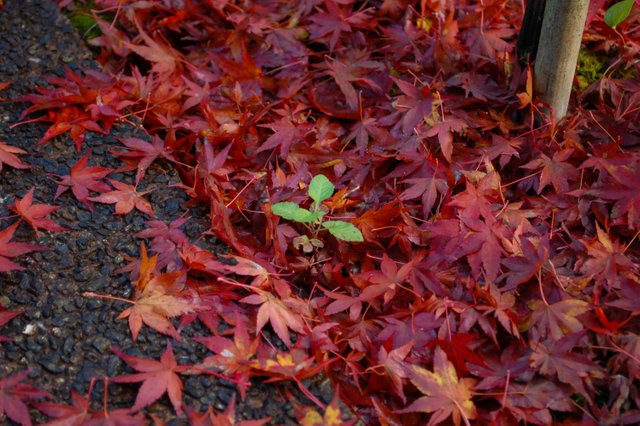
[0,1,331,424]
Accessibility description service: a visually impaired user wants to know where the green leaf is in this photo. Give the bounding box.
[605,0,635,28]
[322,220,364,242]
[272,202,324,223]
[308,175,335,205]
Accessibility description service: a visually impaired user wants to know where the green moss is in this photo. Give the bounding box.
[576,48,638,90]
[65,1,107,42]
[576,49,607,90]
[68,12,100,40]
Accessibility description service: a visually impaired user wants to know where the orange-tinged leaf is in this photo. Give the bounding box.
[241,292,306,346]
[516,67,533,108]
[117,248,196,341]
[399,347,477,426]
[88,179,154,217]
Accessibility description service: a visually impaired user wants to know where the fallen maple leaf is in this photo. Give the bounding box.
[35,391,93,425]
[53,151,112,210]
[0,222,44,272]
[10,188,67,235]
[398,347,477,426]
[308,0,373,52]
[112,135,177,184]
[325,54,384,111]
[0,370,51,426]
[88,179,154,217]
[240,292,306,346]
[251,349,329,409]
[186,399,271,426]
[0,304,22,342]
[125,20,182,75]
[295,391,356,426]
[529,299,590,341]
[521,149,579,194]
[117,267,196,342]
[530,332,604,400]
[112,342,186,415]
[0,141,30,171]
[378,341,413,403]
[30,107,105,151]
[193,316,258,399]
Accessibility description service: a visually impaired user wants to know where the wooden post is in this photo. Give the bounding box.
[534,0,589,119]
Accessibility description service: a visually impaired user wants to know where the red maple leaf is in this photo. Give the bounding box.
[0,222,44,272]
[427,333,486,376]
[521,149,579,194]
[0,304,22,342]
[0,370,51,426]
[345,113,390,155]
[468,344,531,391]
[501,236,549,290]
[424,117,467,162]
[377,341,413,403]
[257,105,313,157]
[112,342,187,415]
[124,21,182,75]
[392,78,435,135]
[193,317,258,399]
[401,174,449,219]
[186,399,271,426]
[460,215,509,282]
[88,179,154,217]
[466,26,515,60]
[31,107,104,151]
[112,135,177,184]
[484,134,522,168]
[308,1,374,52]
[135,217,189,269]
[53,151,112,210]
[324,54,384,111]
[587,162,640,228]
[447,71,511,102]
[37,388,146,425]
[0,141,30,171]
[10,188,67,235]
[251,349,330,409]
[530,332,604,400]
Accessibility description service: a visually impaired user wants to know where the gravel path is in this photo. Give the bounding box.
[0,1,329,423]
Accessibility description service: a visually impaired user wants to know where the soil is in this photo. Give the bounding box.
[0,0,331,424]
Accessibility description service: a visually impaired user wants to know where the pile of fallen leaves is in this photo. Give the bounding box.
[2,0,640,424]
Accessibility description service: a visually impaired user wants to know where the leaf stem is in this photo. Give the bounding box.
[82,291,134,305]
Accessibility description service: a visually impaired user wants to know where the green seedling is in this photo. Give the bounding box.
[605,0,636,29]
[271,174,363,247]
